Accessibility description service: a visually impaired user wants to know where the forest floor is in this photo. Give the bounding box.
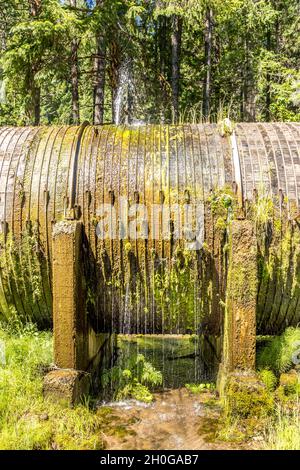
[100,388,261,450]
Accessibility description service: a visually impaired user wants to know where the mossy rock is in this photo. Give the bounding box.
[278,370,300,396]
[224,373,274,419]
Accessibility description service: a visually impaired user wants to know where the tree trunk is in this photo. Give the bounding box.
[70,0,80,125]
[159,17,167,85]
[265,29,272,122]
[242,36,256,122]
[171,15,182,123]
[28,1,41,125]
[28,0,41,17]
[93,0,106,125]
[109,39,120,123]
[126,58,133,124]
[93,40,106,125]
[32,84,40,126]
[25,76,40,126]
[202,8,213,120]
[159,16,168,122]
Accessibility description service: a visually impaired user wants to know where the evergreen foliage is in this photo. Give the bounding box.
[0,1,298,125]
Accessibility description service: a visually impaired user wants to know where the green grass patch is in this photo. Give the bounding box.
[264,406,300,450]
[0,321,111,450]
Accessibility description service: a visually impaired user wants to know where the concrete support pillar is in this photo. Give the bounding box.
[43,221,90,404]
[223,219,257,371]
[218,219,258,395]
[43,220,116,404]
[52,221,88,370]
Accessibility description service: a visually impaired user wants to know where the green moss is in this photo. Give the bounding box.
[216,418,246,443]
[124,241,132,254]
[152,248,201,333]
[225,375,274,419]
[215,217,227,231]
[252,195,274,229]
[277,370,300,398]
[255,208,300,332]
[107,424,136,439]
[208,187,235,215]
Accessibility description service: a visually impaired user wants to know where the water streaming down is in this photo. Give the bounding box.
[113,61,146,127]
[114,62,133,126]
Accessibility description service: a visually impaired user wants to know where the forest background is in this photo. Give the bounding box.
[0,0,299,127]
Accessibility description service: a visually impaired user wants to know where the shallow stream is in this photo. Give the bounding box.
[98,335,255,450]
[99,388,255,450]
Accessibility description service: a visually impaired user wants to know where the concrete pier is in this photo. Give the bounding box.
[218,219,258,395]
[43,221,115,404]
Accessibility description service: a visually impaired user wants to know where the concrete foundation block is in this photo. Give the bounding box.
[43,369,91,405]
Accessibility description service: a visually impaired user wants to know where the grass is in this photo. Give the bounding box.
[264,405,300,450]
[216,418,247,443]
[1,320,300,450]
[257,327,300,374]
[185,383,215,394]
[0,321,112,450]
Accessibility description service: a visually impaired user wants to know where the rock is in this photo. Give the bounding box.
[39,413,49,421]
